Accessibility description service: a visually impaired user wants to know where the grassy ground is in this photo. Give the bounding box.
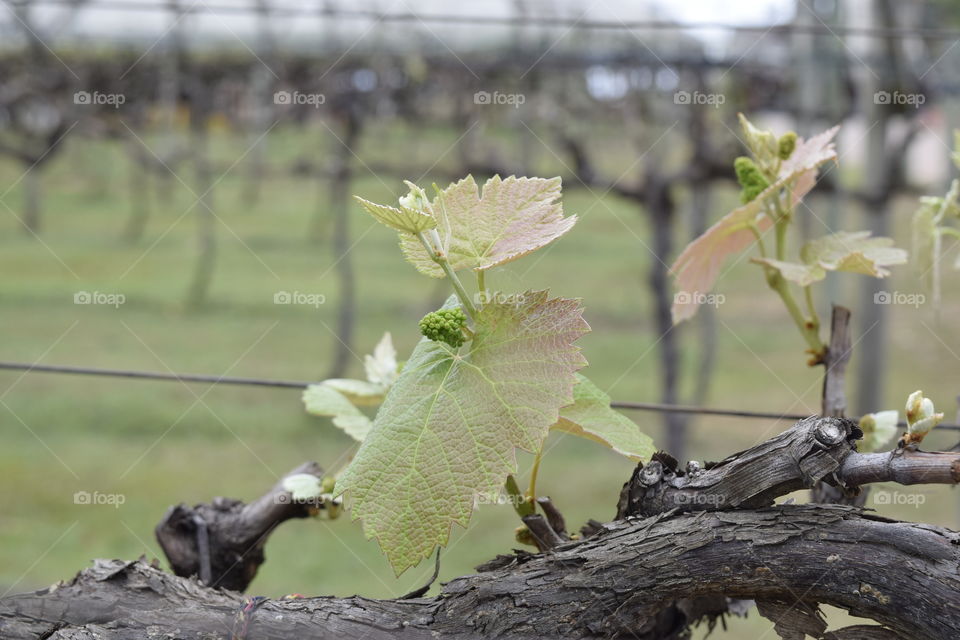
[1,122,959,636]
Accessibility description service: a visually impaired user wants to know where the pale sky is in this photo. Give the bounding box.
[2,0,798,50]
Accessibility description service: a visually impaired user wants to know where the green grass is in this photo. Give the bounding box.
[1,122,959,637]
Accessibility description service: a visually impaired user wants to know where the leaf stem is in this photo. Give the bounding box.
[766,272,823,359]
[417,232,477,320]
[440,260,478,320]
[476,270,487,305]
[504,474,534,518]
[774,210,788,260]
[748,224,767,258]
[758,197,824,361]
[526,448,543,503]
[804,285,820,335]
[934,179,960,224]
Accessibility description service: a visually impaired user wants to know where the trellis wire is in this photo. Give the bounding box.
[1,360,958,431]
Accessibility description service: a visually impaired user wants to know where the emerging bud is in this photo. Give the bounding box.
[858,410,898,452]
[321,475,336,494]
[778,131,797,160]
[738,113,780,173]
[905,390,923,423]
[399,180,432,215]
[514,525,537,547]
[734,156,770,204]
[904,390,944,444]
[321,494,343,520]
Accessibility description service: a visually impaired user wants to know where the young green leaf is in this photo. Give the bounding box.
[911,179,960,306]
[354,196,437,234]
[363,332,398,388]
[912,199,940,293]
[670,125,839,323]
[752,231,907,287]
[552,374,655,461]
[399,175,576,277]
[328,415,374,441]
[321,379,385,406]
[858,410,898,453]
[324,332,398,405]
[800,231,906,275]
[302,333,398,435]
[336,291,588,574]
[302,384,373,441]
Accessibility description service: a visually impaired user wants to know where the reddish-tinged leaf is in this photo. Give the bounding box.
[670,205,773,323]
[400,175,576,277]
[670,126,839,323]
[336,292,588,574]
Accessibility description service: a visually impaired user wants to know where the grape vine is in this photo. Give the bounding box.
[301,175,654,573]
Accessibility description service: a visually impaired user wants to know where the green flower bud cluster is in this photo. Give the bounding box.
[734,156,770,204]
[778,131,797,160]
[419,308,468,348]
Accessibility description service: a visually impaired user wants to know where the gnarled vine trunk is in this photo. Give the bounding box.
[3,417,960,640]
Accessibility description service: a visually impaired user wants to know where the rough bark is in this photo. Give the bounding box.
[618,416,863,518]
[6,417,960,639]
[813,306,859,505]
[821,305,852,419]
[616,416,960,519]
[4,505,960,639]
